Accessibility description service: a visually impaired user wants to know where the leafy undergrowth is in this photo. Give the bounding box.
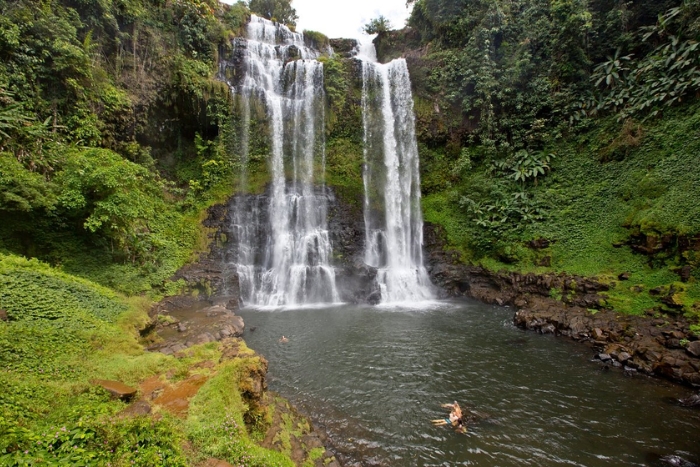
[0,254,296,466]
[424,103,700,321]
[187,363,295,467]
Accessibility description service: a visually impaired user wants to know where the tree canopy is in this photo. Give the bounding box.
[248,0,298,28]
[363,15,392,35]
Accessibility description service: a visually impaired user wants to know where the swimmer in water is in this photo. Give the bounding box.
[431,401,467,432]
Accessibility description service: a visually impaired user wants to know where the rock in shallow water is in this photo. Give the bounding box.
[660,454,699,467]
[679,393,700,407]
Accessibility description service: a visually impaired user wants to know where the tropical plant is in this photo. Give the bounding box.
[248,0,298,28]
[363,16,392,35]
[590,3,700,119]
[492,150,555,185]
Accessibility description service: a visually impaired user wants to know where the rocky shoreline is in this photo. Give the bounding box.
[424,223,700,392]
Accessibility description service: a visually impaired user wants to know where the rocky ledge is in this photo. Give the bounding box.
[424,223,700,389]
[514,296,700,386]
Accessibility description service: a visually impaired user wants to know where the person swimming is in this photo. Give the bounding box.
[431,401,466,432]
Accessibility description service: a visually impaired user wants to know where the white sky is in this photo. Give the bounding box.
[221,0,414,39]
[294,0,413,39]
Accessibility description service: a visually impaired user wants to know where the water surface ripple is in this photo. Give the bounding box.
[238,299,700,466]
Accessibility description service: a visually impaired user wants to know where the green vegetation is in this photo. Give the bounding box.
[303,30,330,52]
[2,0,700,462]
[0,1,317,465]
[187,362,295,466]
[248,0,298,28]
[380,0,700,321]
[0,254,300,465]
[0,0,251,294]
[363,16,393,35]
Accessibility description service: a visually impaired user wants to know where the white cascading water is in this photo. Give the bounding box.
[230,15,340,307]
[359,43,434,303]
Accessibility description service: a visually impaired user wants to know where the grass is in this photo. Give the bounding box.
[186,361,294,467]
[422,102,700,319]
[0,254,298,466]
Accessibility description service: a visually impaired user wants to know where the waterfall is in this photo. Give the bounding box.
[229,15,340,307]
[359,45,434,303]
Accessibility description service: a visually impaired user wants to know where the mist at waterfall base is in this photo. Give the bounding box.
[238,300,700,467]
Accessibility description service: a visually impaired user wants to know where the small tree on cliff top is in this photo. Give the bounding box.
[363,15,392,35]
[248,0,298,28]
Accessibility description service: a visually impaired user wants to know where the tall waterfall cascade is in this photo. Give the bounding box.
[359,44,435,303]
[228,15,340,307]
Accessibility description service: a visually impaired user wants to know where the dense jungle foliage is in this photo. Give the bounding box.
[0,0,252,294]
[371,0,700,321]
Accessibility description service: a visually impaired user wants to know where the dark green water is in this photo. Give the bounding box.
[238,299,700,466]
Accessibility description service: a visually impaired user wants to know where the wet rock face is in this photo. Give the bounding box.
[329,38,358,57]
[218,37,248,88]
[325,191,381,303]
[161,188,382,314]
[688,341,700,358]
[423,222,609,307]
[212,187,380,305]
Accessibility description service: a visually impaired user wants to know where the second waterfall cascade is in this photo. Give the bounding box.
[359,44,434,303]
[228,15,340,307]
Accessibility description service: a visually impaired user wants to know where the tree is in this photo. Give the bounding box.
[363,16,392,35]
[248,0,298,28]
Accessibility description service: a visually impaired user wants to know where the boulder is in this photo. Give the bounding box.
[92,379,138,400]
[678,393,700,407]
[228,315,245,335]
[367,290,381,305]
[301,434,324,450]
[687,341,700,358]
[202,305,228,316]
[195,333,216,344]
[121,400,152,417]
[683,372,700,386]
[660,454,699,467]
[596,353,612,362]
[666,338,683,349]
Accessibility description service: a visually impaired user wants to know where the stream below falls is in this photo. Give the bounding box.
[237,299,700,467]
